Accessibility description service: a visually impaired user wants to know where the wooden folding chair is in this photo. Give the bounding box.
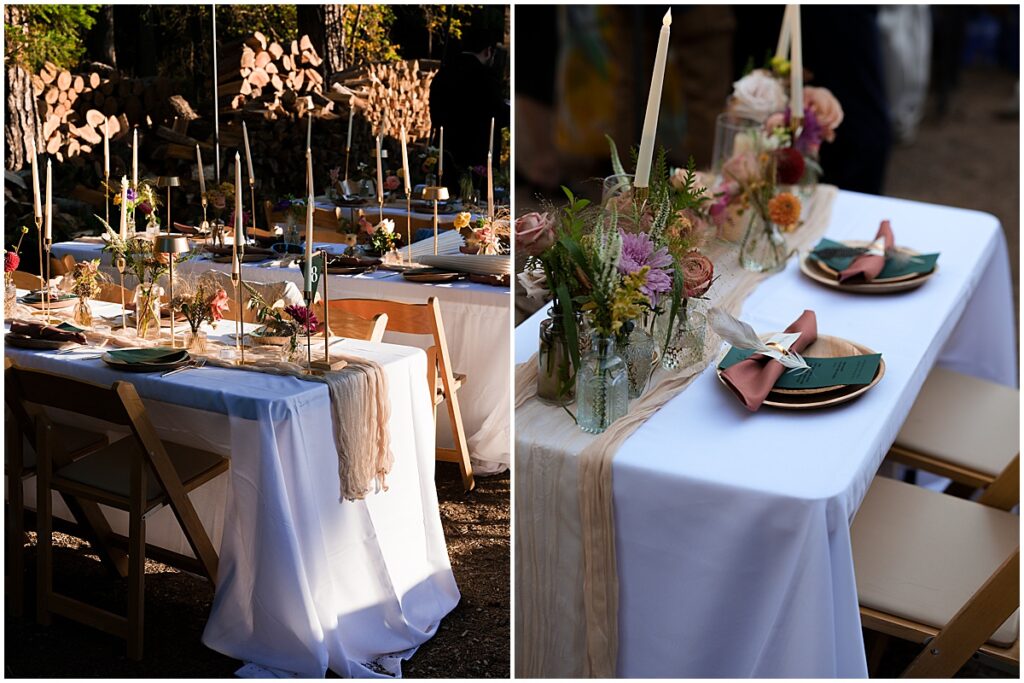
[49,254,75,277]
[330,296,474,491]
[94,280,133,305]
[852,458,1020,677]
[10,270,44,291]
[312,300,388,342]
[887,368,1019,490]
[7,366,228,659]
[5,361,113,618]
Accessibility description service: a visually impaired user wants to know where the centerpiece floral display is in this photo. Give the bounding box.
[204,181,236,245]
[101,221,190,339]
[357,217,402,257]
[69,259,107,328]
[106,175,161,232]
[273,195,308,246]
[4,226,29,314]
[243,281,320,358]
[516,139,716,433]
[458,210,510,255]
[172,274,228,352]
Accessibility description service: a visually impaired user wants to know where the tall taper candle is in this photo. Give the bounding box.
[212,5,220,184]
[196,145,206,195]
[489,117,495,157]
[307,110,313,151]
[400,126,411,193]
[790,5,803,122]
[132,127,138,189]
[103,119,110,177]
[346,100,354,151]
[304,149,314,293]
[30,142,41,220]
[775,5,794,61]
[242,121,254,180]
[233,153,241,261]
[634,9,672,189]
[438,126,444,180]
[45,160,52,241]
[487,152,494,220]
[119,179,128,238]
[375,134,384,204]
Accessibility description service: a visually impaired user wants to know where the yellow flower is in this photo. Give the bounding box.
[397,168,405,179]
[113,193,122,206]
[770,56,791,77]
[453,212,472,230]
[768,192,801,230]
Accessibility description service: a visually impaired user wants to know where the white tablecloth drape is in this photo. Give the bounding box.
[7,303,459,677]
[51,241,511,475]
[514,191,1017,677]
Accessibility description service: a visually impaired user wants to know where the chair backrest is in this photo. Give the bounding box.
[979,454,1019,511]
[10,270,43,290]
[204,272,304,324]
[315,300,388,342]
[6,365,135,427]
[49,254,76,277]
[95,280,133,304]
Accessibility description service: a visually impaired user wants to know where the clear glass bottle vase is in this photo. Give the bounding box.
[133,284,163,340]
[621,321,656,399]
[657,306,707,370]
[575,335,629,434]
[537,305,575,406]
[739,211,788,273]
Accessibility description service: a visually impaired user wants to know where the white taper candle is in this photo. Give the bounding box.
[119,178,128,238]
[790,5,803,120]
[103,119,110,177]
[242,121,254,180]
[30,142,41,220]
[375,134,384,204]
[400,126,411,193]
[132,128,138,188]
[634,9,672,189]
[45,160,52,241]
[196,145,206,195]
[304,149,314,293]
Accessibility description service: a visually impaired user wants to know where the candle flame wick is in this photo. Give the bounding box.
[663,8,672,25]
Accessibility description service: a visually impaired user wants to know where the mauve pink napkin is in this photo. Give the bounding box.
[720,310,818,411]
[839,220,893,283]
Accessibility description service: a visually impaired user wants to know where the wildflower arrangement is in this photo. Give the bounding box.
[369,218,400,254]
[106,175,161,223]
[172,274,228,336]
[69,259,106,299]
[244,281,320,352]
[273,195,308,223]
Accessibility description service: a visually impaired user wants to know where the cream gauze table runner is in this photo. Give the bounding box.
[514,185,838,676]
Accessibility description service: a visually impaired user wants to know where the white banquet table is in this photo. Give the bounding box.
[50,239,511,474]
[514,190,1017,677]
[6,299,459,678]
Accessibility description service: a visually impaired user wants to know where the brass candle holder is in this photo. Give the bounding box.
[155,235,189,348]
[343,146,351,185]
[42,237,54,324]
[422,186,449,256]
[405,192,413,263]
[632,184,650,207]
[247,176,257,258]
[309,250,345,373]
[116,256,128,330]
[34,215,43,295]
[200,193,210,237]
[231,262,244,364]
[103,171,110,228]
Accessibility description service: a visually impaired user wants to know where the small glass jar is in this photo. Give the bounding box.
[575,334,629,434]
[133,284,163,340]
[4,275,17,318]
[537,306,576,406]
[657,308,707,371]
[73,296,93,328]
[739,211,788,274]
[185,329,208,354]
[621,321,657,399]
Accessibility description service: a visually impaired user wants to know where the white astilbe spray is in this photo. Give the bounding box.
[709,307,810,372]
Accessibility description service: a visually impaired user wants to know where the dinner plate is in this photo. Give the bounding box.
[102,347,192,373]
[402,269,463,283]
[20,295,77,310]
[715,335,885,409]
[812,240,924,284]
[468,273,511,288]
[800,254,937,294]
[4,333,77,350]
[326,265,371,275]
[212,253,272,264]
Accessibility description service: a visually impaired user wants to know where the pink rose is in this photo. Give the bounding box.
[208,289,229,321]
[729,69,787,122]
[359,216,375,235]
[763,111,787,133]
[384,175,400,191]
[681,252,714,298]
[515,212,556,257]
[803,87,844,141]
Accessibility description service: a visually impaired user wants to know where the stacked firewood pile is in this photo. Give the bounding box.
[30,61,184,163]
[327,59,439,142]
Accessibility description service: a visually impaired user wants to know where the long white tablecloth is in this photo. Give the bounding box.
[514,190,1018,677]
[51,240,511,475]
[6,299,459,677]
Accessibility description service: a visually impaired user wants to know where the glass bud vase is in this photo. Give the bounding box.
[739,211,788,274]
[133,284,163,340]
[658,308,707,370]
[622,322,657,399]
[576,335,629,434]
[537,306,575,406]
[73,297,93,328]
[4,274,17,318]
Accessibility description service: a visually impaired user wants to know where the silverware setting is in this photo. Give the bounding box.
[161,358,207,377]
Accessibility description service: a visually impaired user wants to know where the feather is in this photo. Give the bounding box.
[709,307,764,351]
[812,246,868,260]
[884,247,925,268]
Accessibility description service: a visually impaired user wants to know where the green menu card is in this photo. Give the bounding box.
[718,347,882,389]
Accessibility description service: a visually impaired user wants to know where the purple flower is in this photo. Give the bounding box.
[788,106,824,157]
[284,304,319,333]
[126,187,138,202]
[618,229,674,306]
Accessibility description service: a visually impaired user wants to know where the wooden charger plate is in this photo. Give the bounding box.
[715,334,886,409]
[402,268,463,283]
[211,253,272,264]
[21,295,77,310]
[800,253,937,295]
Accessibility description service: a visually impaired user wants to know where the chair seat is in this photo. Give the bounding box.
[433,372,466,404]
[52,438,228,510]
[5,422,108,473]
[852,475,1019,647]
[896,368,1019,478]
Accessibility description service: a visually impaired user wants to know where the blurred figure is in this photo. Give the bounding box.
[430,23,509,183]
[878,5,932,144]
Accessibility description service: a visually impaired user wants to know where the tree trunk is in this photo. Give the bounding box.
[323,5,347,74]
[348,5,363,66]
[85,5,118,68]
[4,6,41,171]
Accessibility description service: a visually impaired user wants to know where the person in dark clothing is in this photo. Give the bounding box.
[733,6,892,194]
[429,26,510,189]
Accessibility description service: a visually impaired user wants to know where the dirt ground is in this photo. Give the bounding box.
[4,462,510,678]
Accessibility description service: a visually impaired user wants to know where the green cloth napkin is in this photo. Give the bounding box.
[719,347,882,389]
[810,238,939,279]
[21,291,76,302]
[105,347,190,365]
[57,322,84,333]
